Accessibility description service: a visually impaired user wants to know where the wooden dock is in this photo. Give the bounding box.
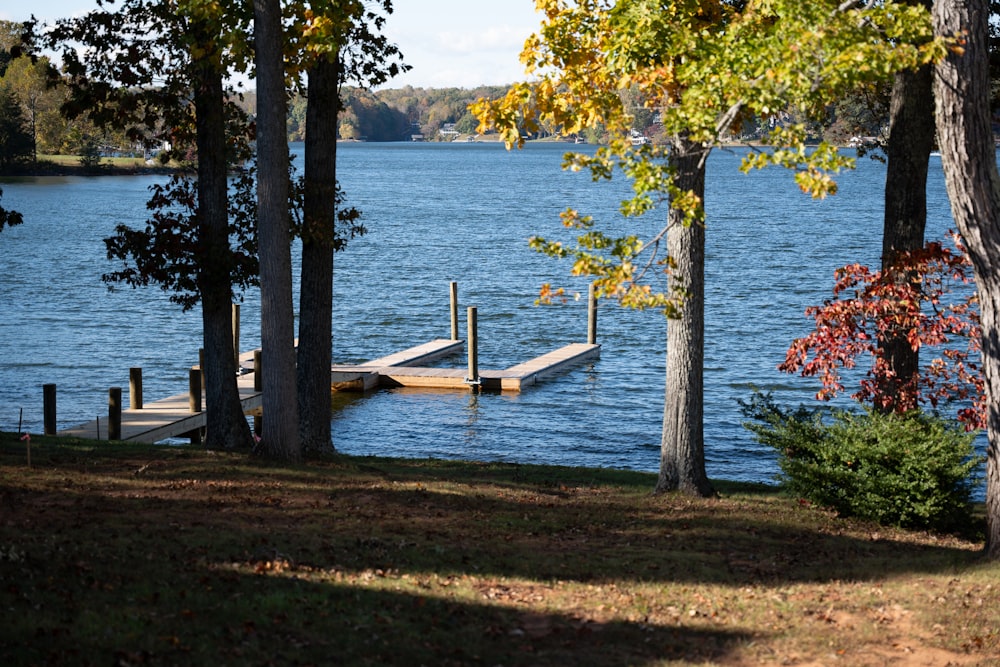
[57,339,600,443]
[58,373,262,443]
[372,342,600,391]
[328,341,599,392]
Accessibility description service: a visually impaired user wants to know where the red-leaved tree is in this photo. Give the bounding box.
[781,233,984,429]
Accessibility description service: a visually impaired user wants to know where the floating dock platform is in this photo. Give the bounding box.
[336,341,600,391]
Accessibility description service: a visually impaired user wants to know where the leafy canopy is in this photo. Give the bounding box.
[781,235,984,429]
[41,0,253,152]
[58,1,401,308]
[286,0,408,90]
[0,187,23,231]
[102,166,259,310]
[0,86,33,171]
[39,0,258,308]
[472,0,945,311]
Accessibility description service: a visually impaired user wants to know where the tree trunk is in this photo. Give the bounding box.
[933,0,1000,558]
[655,138,715,497]
[879,25,935,404]
[297,54,340,455]
[254,0,300,461]
[192,41,252,450]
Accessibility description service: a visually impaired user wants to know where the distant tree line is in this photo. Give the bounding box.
[3,15,998,163]
[241,82,895,145]
[0,21,145,170]
[277,81,986,147]
[280,84,512,142]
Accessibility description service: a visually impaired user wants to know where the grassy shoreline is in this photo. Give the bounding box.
[2,432,997,666]
[5,155,182,178]
[5,138,777,178]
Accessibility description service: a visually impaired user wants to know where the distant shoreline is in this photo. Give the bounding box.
[1,139,867,178]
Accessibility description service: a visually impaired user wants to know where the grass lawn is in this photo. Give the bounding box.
[22,155,181,176]
[1,433,997,666]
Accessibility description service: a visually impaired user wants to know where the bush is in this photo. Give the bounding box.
[740,392,983,533]
[0,87,33,172]
[78,137,103,171]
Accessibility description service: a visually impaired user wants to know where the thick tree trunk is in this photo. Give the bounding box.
[655,139,715,497]
[879,39,935,403]
[297,54,340,455]
[255,0,300,461]
[933,0,1000,558]
[192,48,252,450]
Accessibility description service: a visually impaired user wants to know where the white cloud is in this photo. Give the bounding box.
[378,0,541,88]
[5,0,544,90]
[436,25,530,54]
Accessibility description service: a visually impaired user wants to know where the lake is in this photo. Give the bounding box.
[0,141,969,486]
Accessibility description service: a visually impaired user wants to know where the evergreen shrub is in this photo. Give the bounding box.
[78,137,103,171]
[740,391,983,533]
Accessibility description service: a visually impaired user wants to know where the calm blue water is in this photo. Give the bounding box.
[0,142,968,485]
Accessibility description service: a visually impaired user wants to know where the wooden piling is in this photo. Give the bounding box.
[21,407,30,467]
[450,282,459,340]
[232,304,241,368]
[254,350,262,391]
[253,349,262,435]
[466,306,479,387]
[196,349,207,441]
[199,348,205,391]
[588,283,598,345]
[188,368,202,445]
[129,367,143,410]
[108,387,122,441]
[43,383,57,435]
[189,368,202,413]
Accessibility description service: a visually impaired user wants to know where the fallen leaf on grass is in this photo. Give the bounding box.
[516,612,554,639]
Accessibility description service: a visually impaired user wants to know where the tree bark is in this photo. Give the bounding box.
[933,0,1000,558]
[297,54,340,455]
[254,0,300,461]
[879,21,935,403]
[655,138,715,497]
[192,36,252,451]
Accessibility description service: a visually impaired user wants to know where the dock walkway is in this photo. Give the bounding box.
[58,374,262,443]
[58,339,600,443]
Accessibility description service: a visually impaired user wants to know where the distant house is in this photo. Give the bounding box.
[439,123,460,138]
[848,136,879,148]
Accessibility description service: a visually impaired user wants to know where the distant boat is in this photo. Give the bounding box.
[574,136,586,144]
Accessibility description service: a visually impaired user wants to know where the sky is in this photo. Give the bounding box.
[1,0,544,89]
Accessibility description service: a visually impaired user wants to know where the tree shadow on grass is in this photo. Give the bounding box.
[3,573,756,666]
[285,458,983,585]
[0,442,988,665]
[0,447,983,588]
